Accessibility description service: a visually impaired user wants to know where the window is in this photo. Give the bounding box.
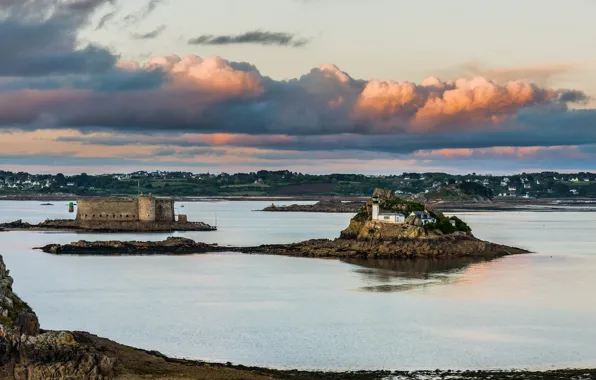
[384,216,390,220]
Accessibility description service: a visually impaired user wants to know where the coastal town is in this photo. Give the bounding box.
[1,170,596,199]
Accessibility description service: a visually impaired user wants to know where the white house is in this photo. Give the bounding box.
[571,177,580,182]
[508,186,517,191]
[410,211,436,225]
[371,197,406,224]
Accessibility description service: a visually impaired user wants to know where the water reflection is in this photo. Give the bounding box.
[343,257,491,293]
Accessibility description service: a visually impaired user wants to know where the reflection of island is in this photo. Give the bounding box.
[342,256,486,281]
[342,257,489,292]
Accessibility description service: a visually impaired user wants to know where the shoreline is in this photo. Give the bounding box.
[3,195,596,213]
[60,331,596,379]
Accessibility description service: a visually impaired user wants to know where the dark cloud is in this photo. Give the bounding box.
[557,90,590,104]
[123,0,163,25]
[188,30,309,47]
[0,0,117,76]
[95,10,117,30]
[131,24,166,40]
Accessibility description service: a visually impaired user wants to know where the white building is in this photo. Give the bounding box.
[371,197,406,224]
[410,211,436,225]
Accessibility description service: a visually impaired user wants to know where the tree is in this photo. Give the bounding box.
[55,173,67,186]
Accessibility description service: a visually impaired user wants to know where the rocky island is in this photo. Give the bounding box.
[37,189,528,259]
[261,199,365,213]
[37,237,221,255]
[0,194,216,232]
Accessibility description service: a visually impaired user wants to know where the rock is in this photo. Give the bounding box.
[37,237,223,256]
[15,312,39,336]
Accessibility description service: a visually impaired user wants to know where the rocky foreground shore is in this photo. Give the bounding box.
[0,219,216,232]
[261,199,365,213]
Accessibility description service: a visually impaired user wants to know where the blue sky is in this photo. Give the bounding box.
[1,0,596,174]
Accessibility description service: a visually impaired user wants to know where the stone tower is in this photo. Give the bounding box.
[137,194,156,222]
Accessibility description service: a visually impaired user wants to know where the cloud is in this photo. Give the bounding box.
[447,62,582,87]
[0,0,117,76]
[95,10,117,30]
[122,0,163,25]
[2,54,589,142]
[0,0,595,172]
[131,24,166,40]
[188,30,309,47]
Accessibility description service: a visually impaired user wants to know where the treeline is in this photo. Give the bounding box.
[2,170,596,198]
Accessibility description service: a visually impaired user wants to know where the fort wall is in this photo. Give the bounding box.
[155,198,175,222]
[138,196,156,222]
[76,199,138,222]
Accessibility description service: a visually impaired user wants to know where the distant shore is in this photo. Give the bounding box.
[0,194,368,202]
[2,194,596,212]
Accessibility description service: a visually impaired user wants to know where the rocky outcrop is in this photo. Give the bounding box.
[262,199,364,213]
[34,235,529,260]
[241,235,528,259]
[0,219,216,232]
[0,255,116,379]
[37,237,222,255]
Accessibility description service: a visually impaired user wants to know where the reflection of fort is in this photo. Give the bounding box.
[76,194,178,223]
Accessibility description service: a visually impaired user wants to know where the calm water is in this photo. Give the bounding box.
[0,201,595,370]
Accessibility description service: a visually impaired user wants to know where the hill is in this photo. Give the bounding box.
[408,183,494,203]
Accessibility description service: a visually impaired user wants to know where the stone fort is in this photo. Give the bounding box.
[76,194,175,223]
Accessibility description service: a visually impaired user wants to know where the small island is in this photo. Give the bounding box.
[37,189,528,259]
[37,237,221,255]
[261,199,365,213]
[0,194,216,232]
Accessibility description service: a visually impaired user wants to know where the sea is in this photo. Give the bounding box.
[0,200,595,371]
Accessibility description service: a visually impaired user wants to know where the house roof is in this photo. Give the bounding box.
[411,211,434,219]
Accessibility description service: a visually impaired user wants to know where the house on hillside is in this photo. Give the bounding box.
[410,211,436,225]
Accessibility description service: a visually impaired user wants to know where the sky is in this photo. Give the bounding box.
[1,0,596,175]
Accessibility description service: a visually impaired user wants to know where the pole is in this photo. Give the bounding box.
[137,179,140,195]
